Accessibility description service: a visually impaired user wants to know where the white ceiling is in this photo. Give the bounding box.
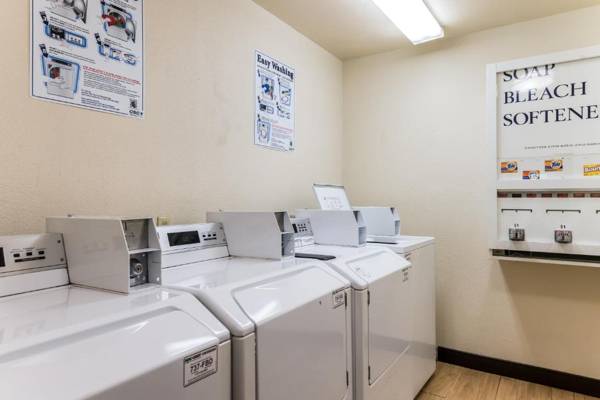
[253,0,600,59]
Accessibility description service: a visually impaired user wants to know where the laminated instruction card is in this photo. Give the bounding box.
[255,51,295,151]
[31,0,144,118]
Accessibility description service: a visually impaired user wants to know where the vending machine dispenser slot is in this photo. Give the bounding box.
[492,249,600,265]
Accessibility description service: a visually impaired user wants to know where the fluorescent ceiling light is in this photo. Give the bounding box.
[371,0,444,45]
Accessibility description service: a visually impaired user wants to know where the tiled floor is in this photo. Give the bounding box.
[417,362,598,400]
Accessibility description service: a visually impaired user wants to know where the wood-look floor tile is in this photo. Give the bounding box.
[422,362,465,397]
[552,388,574,400]
[525,382,552,400]
[417,392,444,400]
[447,368,500,400]
[573,394,600,400]
[496,377,529,400]
[422,362,596,400]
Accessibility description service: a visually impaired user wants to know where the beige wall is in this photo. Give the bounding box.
[344,7,600,378]
[0,0,342,234]
[4,0,599,379]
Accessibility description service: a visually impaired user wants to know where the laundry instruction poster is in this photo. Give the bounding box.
[255,51,295,151]
[31,0,144,118]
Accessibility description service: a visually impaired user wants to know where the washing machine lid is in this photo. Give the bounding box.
[371,236,435,254]
[299,245,410,290]
[0,286,229,400]
[162,257,350,337]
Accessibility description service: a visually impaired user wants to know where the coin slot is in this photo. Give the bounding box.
[129,254,148,287]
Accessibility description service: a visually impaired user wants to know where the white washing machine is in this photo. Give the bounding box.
[311,184,438,398]
[369,236,436,398]
[292,213,414,400]
[155,214,354,400]
[0,231,231,400]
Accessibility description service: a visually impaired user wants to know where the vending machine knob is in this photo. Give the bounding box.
[554,230,573,244]
[509,228,525,242]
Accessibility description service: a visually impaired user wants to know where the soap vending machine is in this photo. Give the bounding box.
[488,48,600,266]
[493,191,600,263]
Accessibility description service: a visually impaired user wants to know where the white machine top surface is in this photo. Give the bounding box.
[370,235,435,253]
[0,285,229,346]
[0,285,229,399]
[162,256,350,337]
[298,244,411,290]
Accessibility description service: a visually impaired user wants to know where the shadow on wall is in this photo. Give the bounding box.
[498,260,600,377]
[499,260,600,299]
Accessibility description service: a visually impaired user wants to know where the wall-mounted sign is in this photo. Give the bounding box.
[255,51,295,151]
[488,46,600,265]
[31,0,144,118]
[499,59,600,159]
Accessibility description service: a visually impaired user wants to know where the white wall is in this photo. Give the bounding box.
[343,6,600,378]
[0,0,342,234]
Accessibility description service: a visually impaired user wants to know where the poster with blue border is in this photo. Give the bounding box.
[31,0,144,118]
[255,51,295,151]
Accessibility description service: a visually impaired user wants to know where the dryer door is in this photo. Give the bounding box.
[234,267,350,400]
[367,266,411,384]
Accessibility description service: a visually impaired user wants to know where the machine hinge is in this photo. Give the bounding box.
[367,290,371,306]
[368,366,371,381]
[346,371,349,387]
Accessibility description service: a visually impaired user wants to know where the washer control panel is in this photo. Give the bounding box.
[0,233,66,275]
[291,217,315,248]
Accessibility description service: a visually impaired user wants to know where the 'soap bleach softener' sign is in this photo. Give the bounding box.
[498,58,600,159]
